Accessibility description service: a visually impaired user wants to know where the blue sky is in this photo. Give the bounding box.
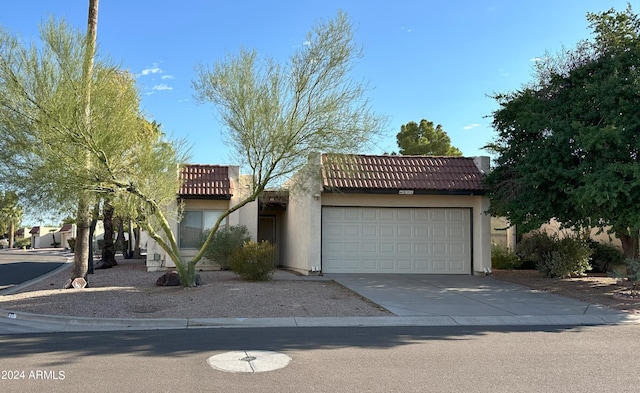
[0,1,632,165]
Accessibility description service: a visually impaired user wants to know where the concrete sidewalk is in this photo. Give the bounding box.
[2,270,639,333]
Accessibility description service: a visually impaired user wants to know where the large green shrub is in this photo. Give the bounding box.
[516,231,556,270]
[228,241,277,281]
[202,225,251,270]
[14,237,30,249]
[491,243,521,270]
[588,240,625,273]
[536,236,593,278]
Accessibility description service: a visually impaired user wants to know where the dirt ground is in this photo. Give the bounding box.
[491,269,640,313]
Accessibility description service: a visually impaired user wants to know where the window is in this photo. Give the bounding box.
[179,210,225,248]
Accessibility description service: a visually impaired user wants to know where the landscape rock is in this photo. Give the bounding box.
[155,271,202,286]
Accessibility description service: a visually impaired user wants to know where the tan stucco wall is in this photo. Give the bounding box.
[537,219,622,249]
[282,182,323,274]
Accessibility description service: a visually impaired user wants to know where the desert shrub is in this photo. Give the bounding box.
[588,241,625,273]
[516,231,556,269]
[228,241,277,281]
[14,237,30,249]
[536,236,593,278]
[67,237,76,252]
[491,243,521,270]
[202,225,251,270]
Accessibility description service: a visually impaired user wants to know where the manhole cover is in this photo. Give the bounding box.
[207,350,291,373]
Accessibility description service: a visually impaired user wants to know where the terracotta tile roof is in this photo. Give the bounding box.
[321,154,485,193]
[179,164,232,198]
[59,224,73,233]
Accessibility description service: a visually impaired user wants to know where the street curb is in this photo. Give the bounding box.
[2,308,639,332]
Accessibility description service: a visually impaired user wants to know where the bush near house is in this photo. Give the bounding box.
[491,243,521,270]
[515,231,592,278]
[14,237,30,249]
[588,240,625,273]
[67,238,75,252]
[228,241,276,281]
[515,231,557,270]
[202,225,251,270]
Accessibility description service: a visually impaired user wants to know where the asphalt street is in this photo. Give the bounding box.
[1,325,639,392]
[0,250,68,292]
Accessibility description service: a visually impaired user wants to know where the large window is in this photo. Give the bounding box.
[179,210,225,248]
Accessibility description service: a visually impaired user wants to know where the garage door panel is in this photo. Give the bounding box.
[379,243,394,253]
[397,243,412,254]
[362,225,377,236]
[322,207,471,274]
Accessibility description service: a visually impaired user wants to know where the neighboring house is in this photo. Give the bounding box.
[146,154,492,275]
[29,226,60,249]
[14,227,27,241]
[58,224,77,250]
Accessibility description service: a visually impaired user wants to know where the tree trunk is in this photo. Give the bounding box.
[70,199,91,282]
[133,225,142,258]
[619,232,639,259]
[88,216,97,274]
[69,0,99,287]
[116,217,126,257]
[8,221,14,249]
[100,203,117,267]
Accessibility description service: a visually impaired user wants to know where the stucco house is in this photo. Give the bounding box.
[29,226,61,249]
[145,154,492,275]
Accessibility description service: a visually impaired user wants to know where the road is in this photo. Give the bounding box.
[0,324,639,392]
[0,250,68,292]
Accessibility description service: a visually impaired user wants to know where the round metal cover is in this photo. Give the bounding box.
[207,350,291,373]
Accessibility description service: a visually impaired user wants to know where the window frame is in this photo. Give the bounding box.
[178,209,226,249]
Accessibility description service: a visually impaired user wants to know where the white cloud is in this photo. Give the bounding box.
[529,57,544,62]
[161,74,175,80]
[401,26,412,33]
[463,123,480,130]
[141,67,163,76]
[152,84,173,91]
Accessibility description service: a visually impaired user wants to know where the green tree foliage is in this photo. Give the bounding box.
[485,5,640,258]
[396,119,462,156]
[186,11,385,286]
[0,17,186,282]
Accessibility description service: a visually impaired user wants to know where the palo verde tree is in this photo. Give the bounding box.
[155,10,386,286]
[485,5,640,258]
[396,119,462,156]
[0,14,186,284]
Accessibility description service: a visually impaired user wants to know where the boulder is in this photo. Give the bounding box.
[155,271,202,286]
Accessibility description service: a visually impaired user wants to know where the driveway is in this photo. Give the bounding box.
[327,274,622,318]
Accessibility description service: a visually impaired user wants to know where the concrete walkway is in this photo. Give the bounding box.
[1,258,639,332]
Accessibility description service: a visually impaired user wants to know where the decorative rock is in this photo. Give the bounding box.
[156,271,181,286]
[94,260,113,270]
[155,271,203,286]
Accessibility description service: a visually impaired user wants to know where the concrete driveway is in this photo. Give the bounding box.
[327,274,622,319]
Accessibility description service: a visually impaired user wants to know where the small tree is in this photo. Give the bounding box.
[396,119,462,156]
[158,10,387,286]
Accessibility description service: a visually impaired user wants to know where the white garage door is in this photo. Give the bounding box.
[322,207,471,274]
